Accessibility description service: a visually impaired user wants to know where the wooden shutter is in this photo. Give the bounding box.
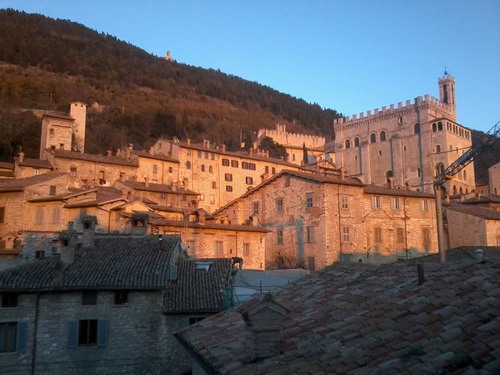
[97,319,108,347]
[67,321,78,348]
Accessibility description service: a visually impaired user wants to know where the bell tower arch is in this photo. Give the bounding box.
[438,71,455,106]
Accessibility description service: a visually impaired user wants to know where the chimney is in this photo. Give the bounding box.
[186,138,191,145]
[116,148,121,157]
[106,150,112,157]
[242,294,288,360]
[19,152,25,163]
[222,144,226,152]
[388,177,394,189]
[81,216,98,247]
[145,177,150,188]
[52,261,63,286]
[340,168,346,180]
[197,209,206,224]
[59,227,78,264]
[131,213,148,236]
[148,147,154,155]
[125,144,133,159]
[475,249,484,262]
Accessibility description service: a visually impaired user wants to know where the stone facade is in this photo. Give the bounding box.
[334,75,475,195]
[214,170,437,269]
[489,161,500,196]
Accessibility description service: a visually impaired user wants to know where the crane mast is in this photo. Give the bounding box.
[434,120,500,262]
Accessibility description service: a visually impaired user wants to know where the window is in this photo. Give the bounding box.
[391,197,401,210]
[417,168,421,178]
[372,196,382,209]
[212,181,217,189]
[341,226,350,242]
[82,291,97,305]
[0,207,4,223]
[341,195,349,209]
[306,193,314,209]
[210,195,215,204]
[422,227,431,252]
[370,133,376,143]
[380,131,386,141]
[33,168,40,176]
[70,167,77,177]
[374,227,382,243]
[285,177,290,187]
[307,226,315,243]
[246,177,253,185]
[35,207,44,225]
[226,186,233,192]
[187,150,191,156]
[231,160,239,168]
[396,228,404,243]
[272,167,276,174]
[197,151,202,158]
[0,322,18,352]
[222,159,229,166]
[201,164,205,172]
[209,166,213,173]
[1,293,18,308]
[153,165,158,173]
[49,185,56,196]
[49,128,55,135]
[276,198,284,212]
[249,163,256,170]
[436,145,441,153]
[345,139,351,149]
[398,116,403,124]
[78,320,95,345]
[432,123,437,132]
[211,154,215,160]
[243,243,250,256]
[277,229,283,245]
[168,167,173,173]
[186,161,191,169]
[354,137,360,147]
[205,152,209,159]
[52,207,61,224]
[114,291,128,305]
[420,199,429,212]
[215,241,223,255]
[436,163,444,176]
[252,202,259,216]
[308,257,316,271]
[414,123,420,134]
[463,170,467,182]
[225,173,233,182]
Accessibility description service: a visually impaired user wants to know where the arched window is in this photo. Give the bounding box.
[209,166,213,173]
[345,139,351,149]
[438,122,443,131]
[386,170,393,184]
[432,123,437,132]
[459,187,463,194]
[453,185,457,195]
[186,161,191,169]
[414,123,420,134]
[201,164,205,172]
[436,145,441,153]
[370,133,377,144]
[436,163,444,176]
[380,131,386,142]
[354,137,360,147]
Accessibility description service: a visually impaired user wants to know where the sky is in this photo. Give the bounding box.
[1,0,499,133]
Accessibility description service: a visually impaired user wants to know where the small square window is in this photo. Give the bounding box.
[306,193,314,209]
[226,186,233,192]
[82,291,97,305]
[1,293,18,308]
[114,291,128,305]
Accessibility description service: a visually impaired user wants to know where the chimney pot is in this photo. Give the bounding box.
[475,249,484,262]
[19,152,25,163]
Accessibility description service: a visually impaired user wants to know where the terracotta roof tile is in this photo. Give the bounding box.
[176,251,500,374]
[49,149,138,166]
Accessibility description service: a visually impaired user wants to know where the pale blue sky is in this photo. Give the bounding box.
[1,0,499,133]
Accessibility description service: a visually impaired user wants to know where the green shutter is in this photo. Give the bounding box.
[97,319,108,347]
[67,321,78,348]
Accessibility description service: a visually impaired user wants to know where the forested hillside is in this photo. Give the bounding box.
[0,9,341,160]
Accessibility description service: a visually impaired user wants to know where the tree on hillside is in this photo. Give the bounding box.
[258,136,288,160]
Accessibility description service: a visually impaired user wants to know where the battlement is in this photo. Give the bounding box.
[333,94,455,127]
[438,74,455,84]
[257,124,325,148]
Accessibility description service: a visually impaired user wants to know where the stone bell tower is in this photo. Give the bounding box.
[438,71,455,107]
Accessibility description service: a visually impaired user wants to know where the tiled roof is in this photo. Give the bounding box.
[0,162,14,170]
[27,188,125,207]
[133,150,179,163]
[176,254,500,374]
[364,184,435,198]
[0,172,67,191]
[0,235,181,291]
[459,194,500,204]
[117,180,199,195]
[446,203,500,220]
[49,149,139,167]
[164,258,234,313]
[14,157,52,169]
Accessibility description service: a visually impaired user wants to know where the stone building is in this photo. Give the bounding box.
[214,170,437,269]
[445,203,500,247]
[0,228,236,375]
[489,161,500,196]
[334,75,475,195]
